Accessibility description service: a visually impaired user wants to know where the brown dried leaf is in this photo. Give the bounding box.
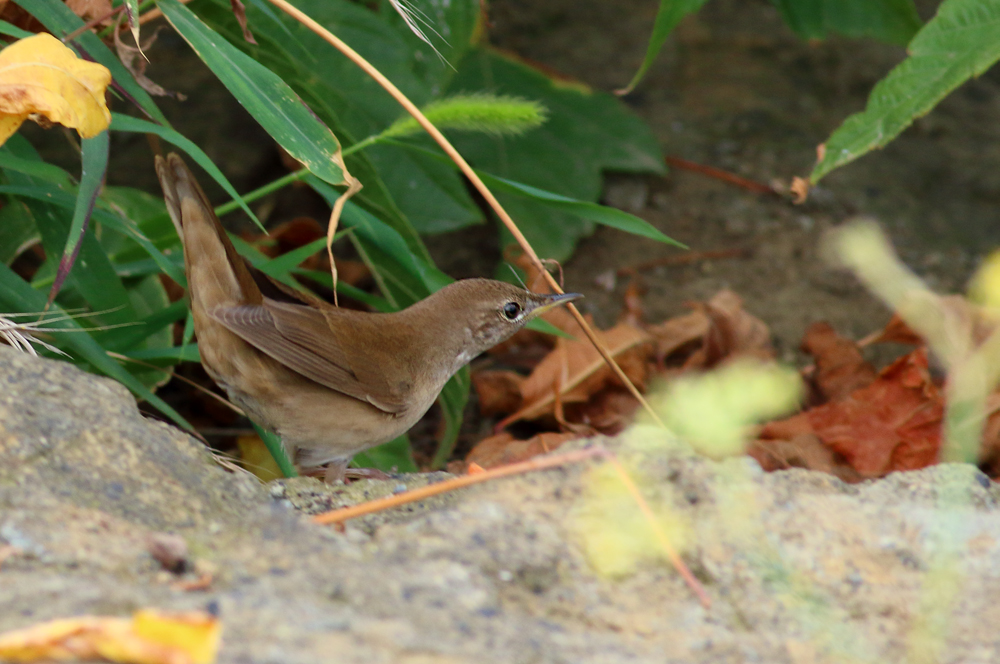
[471,370,524,417]
[466,431,580,469]
[114,23,187,100]
[66,0,113,24]
[503,321,652,425]
[684,290,773,369]
[645,309,709,362]
[800,322,877,402]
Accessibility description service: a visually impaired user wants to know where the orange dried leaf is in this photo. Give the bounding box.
[790,176,810,204]
[858,313,923,347]
[800,322,877,402]
[0,33,112,145]
[806,348,943,477]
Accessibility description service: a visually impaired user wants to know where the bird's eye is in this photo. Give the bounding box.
[502,301,522,320]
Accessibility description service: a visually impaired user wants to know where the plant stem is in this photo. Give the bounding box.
[212,134,381,217]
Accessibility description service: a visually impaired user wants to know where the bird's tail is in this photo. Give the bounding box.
[154,153,262,310]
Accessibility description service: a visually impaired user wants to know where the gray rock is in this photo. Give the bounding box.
[1,348,1000,663]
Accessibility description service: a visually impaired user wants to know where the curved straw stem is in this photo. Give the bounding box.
[264,0,664,428]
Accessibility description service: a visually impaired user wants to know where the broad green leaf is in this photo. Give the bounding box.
[110,113,261,230]
[619,0,710,94]
[353,435,418,473]
[159,0,350,187]
[28,0,168,124]
[770,0,921,45]
[447,47,666,260]
[811,0,1000,182]
[0,200,39,265]
[392,141,684,251]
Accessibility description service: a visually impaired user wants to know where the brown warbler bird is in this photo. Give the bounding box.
[155,153,581,482]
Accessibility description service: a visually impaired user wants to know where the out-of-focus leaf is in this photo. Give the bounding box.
[770,0,921,45]
[811,0,999,182]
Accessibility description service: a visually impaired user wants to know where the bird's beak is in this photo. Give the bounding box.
[529,291,584,317]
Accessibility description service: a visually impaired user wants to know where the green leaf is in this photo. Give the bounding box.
[159,0,350,187]
[50,131,110,305]
[193,0,467,248]
[810,0,1000,182]
[353,435,418,472]
[770,0,922,45]
[252,421,298,478]
[0,19,33,39]
[123,344,201,362]
[27,0,168,124]
[0,200,40,266]
[0,150,74,188]
[446,47,666,260]
[619,0,710,94]
[431,366,469,469]
[110,113,261,230]
[390,140,684,249]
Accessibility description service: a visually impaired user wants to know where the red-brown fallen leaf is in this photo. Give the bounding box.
[860,296,998,351]
[858,313,923,347]
[759,411,813,441]
[471,370,524,417]
[684,290,773,369]
[466,431,581,469]
[500,321,653,426]
[800,322,877,403]
[806,348,943,478]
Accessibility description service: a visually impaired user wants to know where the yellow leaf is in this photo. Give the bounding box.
[0,33,111,146]
[0,610,221,664]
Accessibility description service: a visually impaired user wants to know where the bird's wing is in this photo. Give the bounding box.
[211,300,409,414]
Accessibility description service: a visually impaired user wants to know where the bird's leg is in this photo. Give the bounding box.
[323,459,391,483]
